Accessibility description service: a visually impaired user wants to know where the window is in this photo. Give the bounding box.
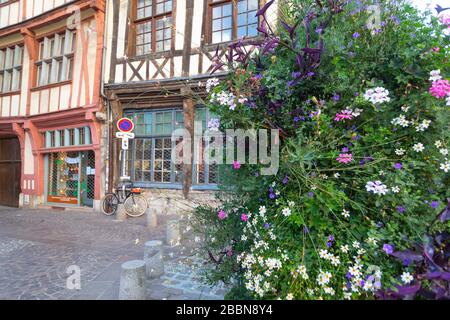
[133,0,173,55]
[125,109,184,185]
[44,127,91,148]
[0,45,23,93]
[210,0,259,44]
[194,107,220,186]
[36,30,76,87]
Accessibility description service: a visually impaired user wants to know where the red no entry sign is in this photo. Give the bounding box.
[117,118,134,133]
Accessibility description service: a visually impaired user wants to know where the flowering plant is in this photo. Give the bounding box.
[191,0,449,300]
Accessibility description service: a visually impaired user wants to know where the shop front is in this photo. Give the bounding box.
[42,126,97,208]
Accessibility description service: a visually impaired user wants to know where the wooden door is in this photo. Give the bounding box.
[0,138,21,207]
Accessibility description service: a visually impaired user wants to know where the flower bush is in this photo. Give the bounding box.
[191,0,449,300]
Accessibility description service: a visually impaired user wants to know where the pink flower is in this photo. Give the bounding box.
[241,214,249,222]
[334,110,354,122]
[233,161,241,170]
[218,210,227,220]
[336,153,354,164]
[226,247,233,257]
[440,13,450,28]
[429,80,450,99]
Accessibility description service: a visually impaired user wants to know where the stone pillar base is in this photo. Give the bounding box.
[116,204,128,221]
[146,208,157,229]
[119,260,146,300]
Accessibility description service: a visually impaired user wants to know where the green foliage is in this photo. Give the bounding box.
[190,0,450,300]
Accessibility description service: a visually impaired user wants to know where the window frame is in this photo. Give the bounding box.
[0,45,23,94]
[192,106,220,189]
[35,30,76,87]
[124,108,184,188]
[207,0,261,45]
[130,0,174,57]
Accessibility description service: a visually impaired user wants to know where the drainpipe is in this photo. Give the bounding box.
[100,0,111,193]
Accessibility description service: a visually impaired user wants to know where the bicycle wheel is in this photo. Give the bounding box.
[124,194,148,217]
[101,193,119,216]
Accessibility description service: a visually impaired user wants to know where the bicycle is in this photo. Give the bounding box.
[101,182,148,217]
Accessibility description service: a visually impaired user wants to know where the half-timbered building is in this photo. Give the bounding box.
[0,0,107,210]
[104,0,278,214]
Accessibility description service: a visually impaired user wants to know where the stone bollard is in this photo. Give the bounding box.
[144,240,164,278]
[119,260,146,300]
[116,204,128,221]
[146,208,157,229]
[166,220,180,247]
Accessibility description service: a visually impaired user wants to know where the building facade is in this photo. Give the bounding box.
[0,0,107,210]
[103,0,278,215]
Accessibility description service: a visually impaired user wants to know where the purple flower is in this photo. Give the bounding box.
[348,52,356,58]
[346,272,353,280]
[431,201,439,209]
[352,32,361,39]
[303,226,309,234]
[307,192,315,198]
[307,72,315,77]
[333,94,341,102]
[394,163,403,170]
[316,27,323,34]
[397,206,406,214]
[291,71,301,79]
[294,116,300,123]
[342,147,349,153]
[264,223,270,230]
[282,175,289,185]
[383,244,394,255]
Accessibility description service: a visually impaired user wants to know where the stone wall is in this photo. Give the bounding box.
[143,189,220,217]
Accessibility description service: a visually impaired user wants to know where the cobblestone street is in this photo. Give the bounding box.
[0,206,225,300]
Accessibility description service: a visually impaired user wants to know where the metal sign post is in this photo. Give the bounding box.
[116,118,135,182]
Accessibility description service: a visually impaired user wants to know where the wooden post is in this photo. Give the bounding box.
[182,88,194,199]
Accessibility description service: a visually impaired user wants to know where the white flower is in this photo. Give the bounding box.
[331,256,341,266]
[342,209,350,218]
[206,77,220,92]
[366,181,389,195]
[415,120,431,132]
[364,87,391,104]
[288,201,296,207]
[439,149,448,156]
[344,292,352,300]
[395,148,406,156]
[413,143,425,153]
[429,69,442,82]
[241,235,247,241]
[363,281,374,292]
[446,95,450,107]
[391,186,400,194]
[319,249,330,259]
[259,206,267,215]
[357,248,366,255]
[334,173,341,178]
[282,207,292,217]
[323,286,335,296]
[435,140,443,148]
[352,241,360,249]
[317,271,332,286]
[401,272,414,284]
[340,245,349,253]
[401,105,410,112]
[238,96,248,104]
[440,161,450,173]
[391,115,410,128]
[207,118,220,131]
[367,237,378,246]
[286,293,294,300]
[349,266,362,277]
